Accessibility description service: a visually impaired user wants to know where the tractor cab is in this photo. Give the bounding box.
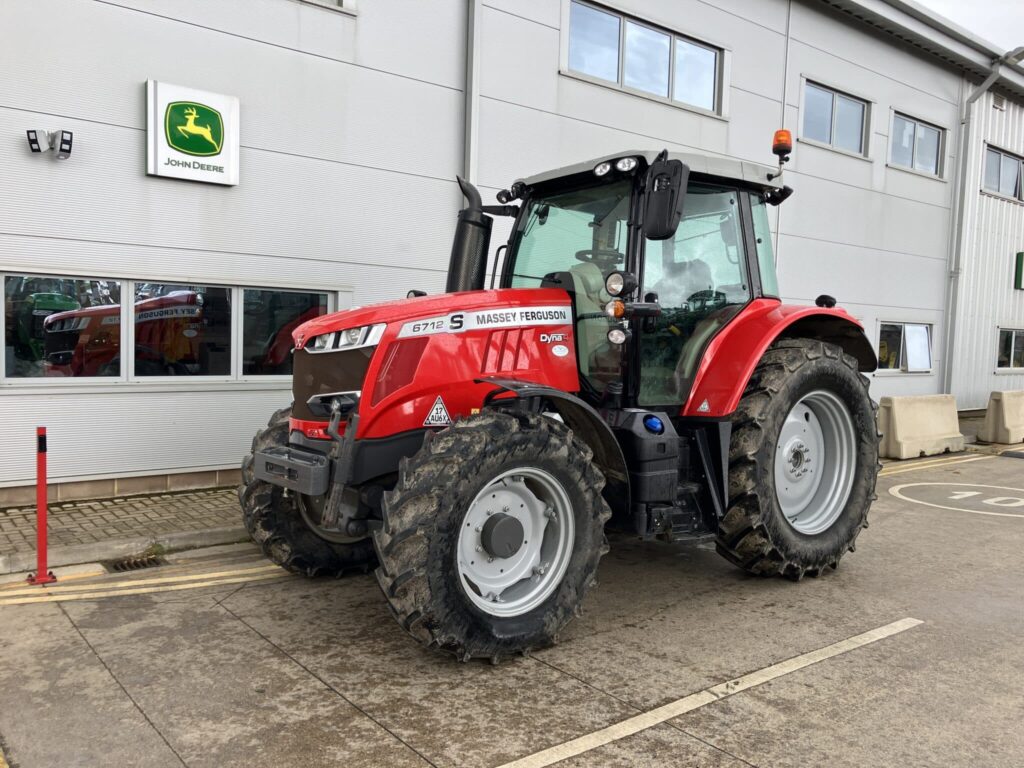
[496,150,787,413]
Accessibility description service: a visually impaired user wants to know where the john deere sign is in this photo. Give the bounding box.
[146,81,239,185]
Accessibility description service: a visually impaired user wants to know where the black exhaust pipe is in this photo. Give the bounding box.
[446,176,492,293]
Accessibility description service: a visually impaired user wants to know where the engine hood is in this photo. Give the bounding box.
[293,288,571,349]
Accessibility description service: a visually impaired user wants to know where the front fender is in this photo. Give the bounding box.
[681,298,876,418]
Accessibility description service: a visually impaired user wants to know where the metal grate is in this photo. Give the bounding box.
[105,555,166,573]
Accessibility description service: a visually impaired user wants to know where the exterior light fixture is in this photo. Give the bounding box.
[25,129,73,159]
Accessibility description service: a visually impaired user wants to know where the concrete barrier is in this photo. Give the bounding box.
[878,395,965,459]
[977,390,1024,445]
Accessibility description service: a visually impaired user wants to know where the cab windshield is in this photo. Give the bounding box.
[508,180,632,394]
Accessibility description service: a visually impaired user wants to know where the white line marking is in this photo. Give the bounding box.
[889,483,1024,518]
[497,618,924,768]
[879,456,990,476]
[0,571,290,606]
[0,563,280,598]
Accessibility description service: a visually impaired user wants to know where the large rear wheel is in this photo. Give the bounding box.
[373,411,611,661]
[716,339,879,579]
[239,407,376,576]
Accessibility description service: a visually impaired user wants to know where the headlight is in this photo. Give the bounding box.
[306,324,385,354]
[593,161,612,177]
[615,157,638,172]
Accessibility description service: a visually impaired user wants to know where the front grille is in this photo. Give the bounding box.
[292,346,375,421]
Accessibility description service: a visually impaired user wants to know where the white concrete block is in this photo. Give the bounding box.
[977,391,1024,445]
[878,395,965,460]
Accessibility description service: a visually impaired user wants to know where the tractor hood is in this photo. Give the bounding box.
[293,288,572,350]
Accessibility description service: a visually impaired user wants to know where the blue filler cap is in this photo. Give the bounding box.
[642,414,665,435]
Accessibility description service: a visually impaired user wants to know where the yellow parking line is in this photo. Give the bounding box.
[0,564,281,600]
[497,618,924,768]
[879,455,991,477]
[0,571,290,606]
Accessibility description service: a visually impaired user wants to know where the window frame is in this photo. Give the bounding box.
[875,321,934,374]
[888,111,946,179]
[983,145,1024,202]
[798,78,872,159]
[298,0,357,16]
[1,271,341,387]
[561,0,729,118]
[996,327,1024,372]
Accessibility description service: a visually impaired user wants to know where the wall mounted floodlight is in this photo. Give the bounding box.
[26,129,73,159]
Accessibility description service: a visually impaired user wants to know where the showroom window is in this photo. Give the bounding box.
[891,114,943,176]
[1,274,332,383]
[997,328,1024,369]
[878,322,932,372]
[983,146,1023,200]
[243,289,328,375]
[803,82,869,155]
[3,275,122,378]
[567,1,721,112]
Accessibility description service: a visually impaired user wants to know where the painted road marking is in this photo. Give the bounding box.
[0,563,280,599]
[879,455,991,477]
[889,483,1024,518]
[0,571,290,606]
[497,618,924,768]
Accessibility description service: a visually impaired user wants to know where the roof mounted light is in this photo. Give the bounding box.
[615,156,638,172]
[593,161,612,177]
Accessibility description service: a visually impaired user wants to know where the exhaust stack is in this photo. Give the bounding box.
[446,176,492,293]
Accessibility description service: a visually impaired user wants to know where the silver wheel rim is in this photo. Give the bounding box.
[456,467,575,618]
[773,389,857,535]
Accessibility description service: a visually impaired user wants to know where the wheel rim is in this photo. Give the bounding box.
[456,467,575,618]
[773,389,857,535]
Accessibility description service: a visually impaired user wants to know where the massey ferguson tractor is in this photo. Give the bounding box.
[240,135,879,661]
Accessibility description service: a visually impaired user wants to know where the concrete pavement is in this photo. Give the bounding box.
[0,453,1022,767]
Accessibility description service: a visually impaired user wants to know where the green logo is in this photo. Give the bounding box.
[165,101,224,156]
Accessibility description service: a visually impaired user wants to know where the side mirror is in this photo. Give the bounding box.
[641,153,689,241]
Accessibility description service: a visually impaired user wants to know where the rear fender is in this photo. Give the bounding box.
[682,299,876,418]
[478,377,630,520]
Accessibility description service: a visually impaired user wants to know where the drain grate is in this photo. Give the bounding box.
[105,555,166,573]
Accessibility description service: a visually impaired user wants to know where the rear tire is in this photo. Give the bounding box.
[373,411,611,661]
[239,407,376,577]
[716,339,879,579]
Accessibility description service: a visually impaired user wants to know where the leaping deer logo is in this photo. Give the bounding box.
[164,101,224,157]
[178,106,221,152]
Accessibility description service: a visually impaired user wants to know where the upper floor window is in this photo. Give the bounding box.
[891,114,942,176]
[567,1,721,113]
[984,146,1022,200]
[803,82,868,155]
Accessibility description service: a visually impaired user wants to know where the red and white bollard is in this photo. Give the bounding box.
[27,426,56,586]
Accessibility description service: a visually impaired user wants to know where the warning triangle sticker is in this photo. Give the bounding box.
[423,396,452,426]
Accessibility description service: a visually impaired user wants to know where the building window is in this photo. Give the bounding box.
[984,147,1023,200]
[2,274,336,384]
[878,322,932,372]
[803,82,868,155]
[891,114,942,175]
[243,289,329,375]
[997,329,1024,369]
[3,275,121,378]
[567,1,721,113]
[133,284,231,377]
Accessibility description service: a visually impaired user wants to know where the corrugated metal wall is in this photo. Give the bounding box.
[950,91,1024,409]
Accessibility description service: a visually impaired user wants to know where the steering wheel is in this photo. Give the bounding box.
[575,249,624,269]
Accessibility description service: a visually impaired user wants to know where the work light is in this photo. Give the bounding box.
[593,161,612,177]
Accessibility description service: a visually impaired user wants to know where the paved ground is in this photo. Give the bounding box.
[0,489,239,557]
[1,452,1022,767]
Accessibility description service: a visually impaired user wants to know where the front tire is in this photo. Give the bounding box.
[716,339,879,579]
[239,407,376,576]
[373,411,611,661]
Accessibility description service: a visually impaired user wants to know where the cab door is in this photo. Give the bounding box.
[636,182,753,408]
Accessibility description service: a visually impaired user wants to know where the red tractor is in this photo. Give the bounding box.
[240,138,879,661]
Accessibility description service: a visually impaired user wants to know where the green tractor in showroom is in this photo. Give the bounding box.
[240,135,879,661]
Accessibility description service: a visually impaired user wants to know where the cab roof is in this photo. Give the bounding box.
[516,150,781,191]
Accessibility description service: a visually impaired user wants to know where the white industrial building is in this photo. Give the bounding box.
[1,0,1022,501]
